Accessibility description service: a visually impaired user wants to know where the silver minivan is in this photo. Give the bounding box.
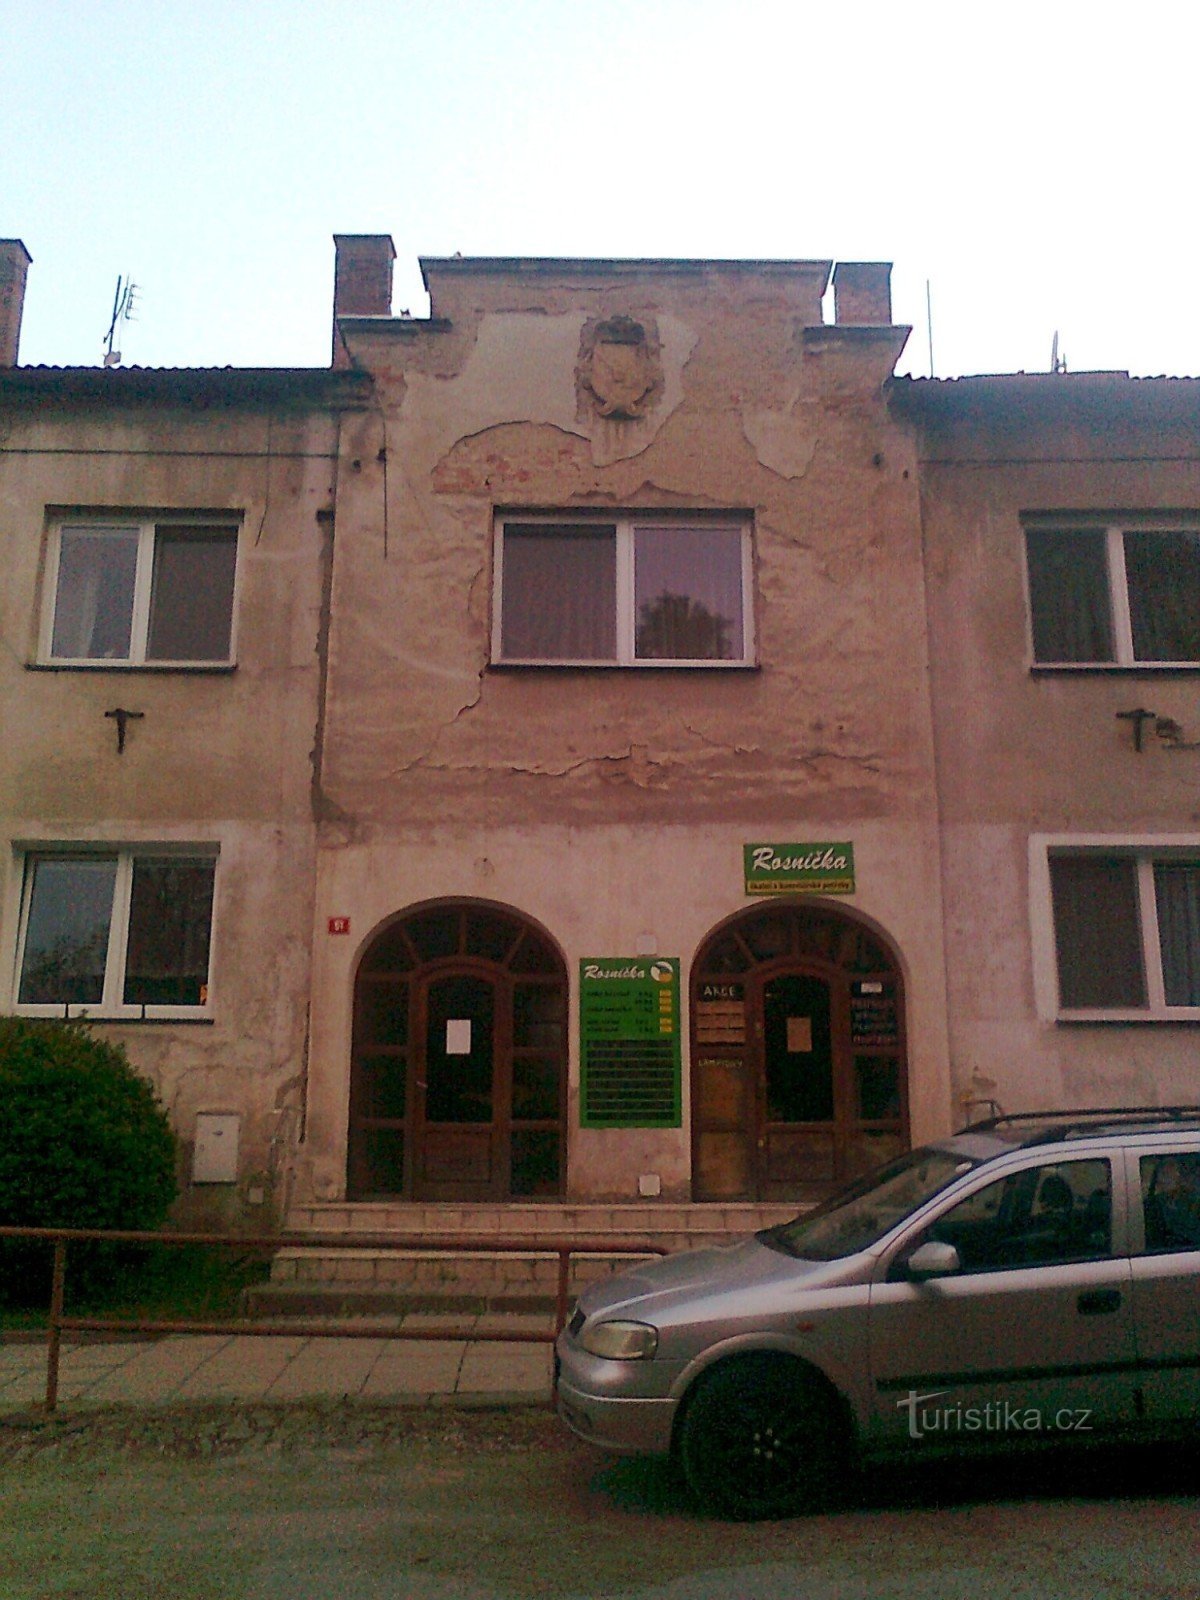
[555,1109,1200,1518]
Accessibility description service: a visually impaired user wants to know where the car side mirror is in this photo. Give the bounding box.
[906,1240,961,1280]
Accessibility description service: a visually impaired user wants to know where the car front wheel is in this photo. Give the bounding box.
[676,1353,847,1520]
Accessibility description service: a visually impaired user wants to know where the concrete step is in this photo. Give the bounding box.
[269,1201,799,1303]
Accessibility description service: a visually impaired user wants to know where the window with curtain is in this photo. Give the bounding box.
[495,514,753,666]
[45,518,238,665]
[1047,849,1200,1016]
[1025,522,1200,666]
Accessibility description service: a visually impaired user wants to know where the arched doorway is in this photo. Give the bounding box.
[348,901,567,1202]
[691,902,909,1202]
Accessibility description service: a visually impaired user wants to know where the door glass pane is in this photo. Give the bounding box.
[52,527,139,660]
[19,857,117,1004]
[146,528,237,661]
[510,1130,560,1197]
[513,984,565,1049]
[357,1057,407,1119]
[124,858,214,1006]
[360,1129,405,1195]
[425,975,494,1123]
[1049,855,1146,1007]
[1124,530,1200,662]
[634,524,743,660]
[1025,528,1113,663]
[501,525,616,660]
[855,1056,900,1120]
[358,980,409,1045]
[511,1056,560,1121]
[763,974,833,1122]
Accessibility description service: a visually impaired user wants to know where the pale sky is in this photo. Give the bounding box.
[5,0,1198,379]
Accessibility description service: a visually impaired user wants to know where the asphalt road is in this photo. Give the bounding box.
[2,1403,1198,1599]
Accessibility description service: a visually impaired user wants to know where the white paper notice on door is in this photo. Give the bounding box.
[787,1016,813,1053]
[446,1019,472,1055]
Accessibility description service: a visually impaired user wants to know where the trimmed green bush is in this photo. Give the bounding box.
[0,1019,178,1305]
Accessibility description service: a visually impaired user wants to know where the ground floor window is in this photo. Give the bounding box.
[1048,849,1200,1017]
[15,849,216,1017]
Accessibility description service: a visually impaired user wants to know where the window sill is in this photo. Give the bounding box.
[27,661,237,674]
[14,1007,215,1025]
[489,659,761,673]
[1055,1010,1200,1025]
[1030,664,1200,676]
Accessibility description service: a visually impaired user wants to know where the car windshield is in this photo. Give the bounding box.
[760,1147,978,1261]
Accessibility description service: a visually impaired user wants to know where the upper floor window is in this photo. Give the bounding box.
[492,514,755,667]
[14,847,216,1018]
[1025,520,1200,666]
[1048,849,1200,1018]
[42,518,239,665]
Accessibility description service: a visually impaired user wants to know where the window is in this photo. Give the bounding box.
[492,514,754,666]
[43,518,239,665]
[1046,849,1200,1017]
[1025,520,1200,666]
[1140,1153,1200,1252]
[15,849,216,1017]
[924,1159,1112,1272]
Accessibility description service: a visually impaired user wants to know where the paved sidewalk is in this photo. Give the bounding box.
[0,1312,556,1412]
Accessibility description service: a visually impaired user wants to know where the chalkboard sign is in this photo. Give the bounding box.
[850,979,899,1047]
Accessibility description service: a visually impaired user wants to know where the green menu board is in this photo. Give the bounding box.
[579,958,682,1129]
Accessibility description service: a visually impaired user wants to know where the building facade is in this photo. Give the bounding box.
[3,234,1197,1228]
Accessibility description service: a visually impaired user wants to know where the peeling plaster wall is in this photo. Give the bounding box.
[307,264,953,1202]
[0,402,341,1224]
[917,395,1200,1117]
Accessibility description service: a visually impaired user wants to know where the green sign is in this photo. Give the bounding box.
[579,958,681,1129]
[743,842,855,896]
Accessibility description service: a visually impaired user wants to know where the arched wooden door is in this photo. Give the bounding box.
[348,902,567,1201]
[691,902,909,1202]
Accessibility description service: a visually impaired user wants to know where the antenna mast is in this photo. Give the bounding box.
[103,275,139,367]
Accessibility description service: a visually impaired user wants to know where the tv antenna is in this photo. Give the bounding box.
[1051,330,1067,374]
[103,275,139,367]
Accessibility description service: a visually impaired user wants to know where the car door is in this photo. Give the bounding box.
[867,1152,1137,1449]
[1126,1142,1200,1423]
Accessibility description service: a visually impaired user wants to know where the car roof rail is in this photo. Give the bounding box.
[965,1106,1200,1142]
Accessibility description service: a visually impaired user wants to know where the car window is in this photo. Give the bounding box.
[920,1158,1113,1274]
[1140,1153,1200,1252]
[763,1147,978,1261]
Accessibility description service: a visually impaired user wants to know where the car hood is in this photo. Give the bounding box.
[576,1234,856,1326]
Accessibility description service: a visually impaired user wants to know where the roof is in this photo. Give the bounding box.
[0,365,373,408]
[419,255,834,291]
[890,370,1200,425]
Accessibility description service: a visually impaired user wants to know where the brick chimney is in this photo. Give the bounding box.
[332,234,395,365]
[832,261,892,326]
[0,240,32,366]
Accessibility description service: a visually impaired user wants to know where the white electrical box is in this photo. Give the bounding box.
[192,1112,240,1184]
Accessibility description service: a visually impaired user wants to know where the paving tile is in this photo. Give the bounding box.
[264,1337,389,1399]
[359,1344,465,1396]
[455,1344,553,1394]
[173,1336,306,1399]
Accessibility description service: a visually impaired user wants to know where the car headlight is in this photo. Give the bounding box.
[578,1319,659,1360]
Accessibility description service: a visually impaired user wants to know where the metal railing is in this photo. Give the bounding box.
[0,1225,669,1413]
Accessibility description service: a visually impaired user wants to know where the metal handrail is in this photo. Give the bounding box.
[0,1225,670,1413]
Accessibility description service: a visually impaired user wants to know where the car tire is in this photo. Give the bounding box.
[676,1353,847,1520]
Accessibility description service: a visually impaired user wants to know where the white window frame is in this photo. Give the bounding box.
[13,844,218,1020]
[1030,835,1200,1022]
[1023,515,1200,669]
[491,512,756,668]
[39,515,242,667]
